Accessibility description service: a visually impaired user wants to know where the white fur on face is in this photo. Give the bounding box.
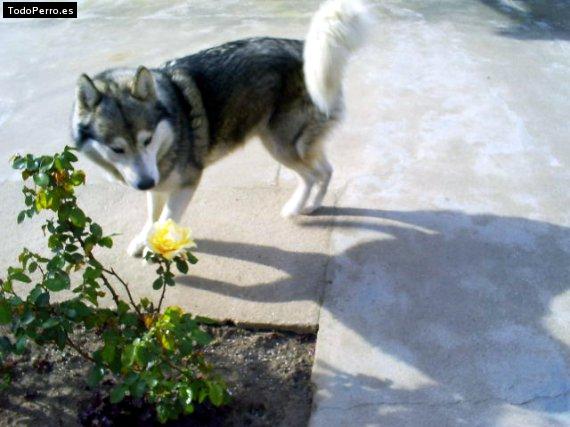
[87,119,174,189]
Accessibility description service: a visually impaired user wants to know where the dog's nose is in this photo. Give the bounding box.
[136,177,155,190]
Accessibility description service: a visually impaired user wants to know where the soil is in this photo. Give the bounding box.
[0,325,316,426]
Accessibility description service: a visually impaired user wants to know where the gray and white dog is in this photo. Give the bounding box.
[71,0,369,257]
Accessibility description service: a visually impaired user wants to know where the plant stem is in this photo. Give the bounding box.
[103,267,142,317]
[76,236,122,312]
[157,284,167,313]
[97,272,122,311]
[66,336,95,362]
[157,261,169,313]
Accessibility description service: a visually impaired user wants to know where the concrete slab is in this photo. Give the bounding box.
[310,1,570,426]
[0,182,332,332]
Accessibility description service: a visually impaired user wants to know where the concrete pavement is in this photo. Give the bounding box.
[310,1,570,425]
[0,1,569,426]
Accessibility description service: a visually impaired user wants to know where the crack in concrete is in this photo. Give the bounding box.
[313,173,356,326]
[313,173,369,326]
[318,389,570,412]
[518,389,570,406]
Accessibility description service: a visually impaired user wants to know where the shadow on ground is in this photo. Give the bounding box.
[479,0,570,40]
[178,207,570,423]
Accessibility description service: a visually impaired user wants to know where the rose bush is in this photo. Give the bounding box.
[0,147,228,423]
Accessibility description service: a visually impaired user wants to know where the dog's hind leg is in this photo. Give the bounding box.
[281,166,318,217]
[302,153,333,214]
[259,127,324,217]
[127,191,167,257]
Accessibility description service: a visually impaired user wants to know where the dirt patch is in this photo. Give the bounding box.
[0,325,316,426]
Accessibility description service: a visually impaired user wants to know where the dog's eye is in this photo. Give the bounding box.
[111,147,125,154]
[143,137,152,147]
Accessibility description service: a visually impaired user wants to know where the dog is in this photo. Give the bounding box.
[71,0,369,257]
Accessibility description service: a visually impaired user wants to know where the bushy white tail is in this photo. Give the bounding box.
[303,0,370,116]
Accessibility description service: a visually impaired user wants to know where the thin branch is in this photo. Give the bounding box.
[66,336,95,362]
[103,267,142,317]
[157,261,170,313]
[97,272,122,311]
[35,262,45,279]
[157,283,167,314]
[76,236,121,312]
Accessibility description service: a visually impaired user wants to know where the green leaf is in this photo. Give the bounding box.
[57,203,73,221]
[152,278,163,290]
[39,156,54,171]
[12,156,26,170]
[134,345,150,367]
[41,318,60,329]
[131,380,147,400]
[0,336,12,353]
[15,336,27,354]
[175,258,188,274]
[69,207,86,228]
[87,366,105,388]
[45,276,68,291]
[90,223,103,239]
[198,388,208,403]
[192,329,212,346]
[35,292,50,307]
[28,262,38,273]
[99,237,113,248]
[179,386,194,408]
[48,235,62,250]
[119,313,138,327]
[70,170,85,186]
[28,286,42,302]
[121,344,136,368]
[208,382,225,406]
[20,311,35,326]
[33,172,50,187]
[62,149,78,163]
[195,315,216,325]
[54,156,65,171]
[102,343,116,364]
[156,404,169,424]
[2,280,13,293]
[47,255,65,271]
[186,252,198,264]
[88,258,103,270]
[10,271,31,283]
[0,301,11,325]
[110,384,127,404]
[17,211,26,224]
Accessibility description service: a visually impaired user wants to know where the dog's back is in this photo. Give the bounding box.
[164,37,308,159]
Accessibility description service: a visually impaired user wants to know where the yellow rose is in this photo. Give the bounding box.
[146,219,196,260]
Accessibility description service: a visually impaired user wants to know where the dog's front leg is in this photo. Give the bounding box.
[127,191,167,257]
[158,186,196,223]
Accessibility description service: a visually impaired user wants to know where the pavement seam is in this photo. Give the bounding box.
[313,174,359,326]
[317,389,570,412]
[313,180,346,327]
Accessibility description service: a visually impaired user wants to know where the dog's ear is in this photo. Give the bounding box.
[132,66,156,100]
[77,74,102,110]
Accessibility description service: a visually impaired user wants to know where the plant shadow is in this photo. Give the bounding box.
[178,206,570,423]
[479,0,570,40]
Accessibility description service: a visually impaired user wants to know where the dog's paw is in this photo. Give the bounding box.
[300,203,321,215]
[281,203,303,218]
[127,235,147,258]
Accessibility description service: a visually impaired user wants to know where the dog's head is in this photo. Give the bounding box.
[71,66,174,190]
